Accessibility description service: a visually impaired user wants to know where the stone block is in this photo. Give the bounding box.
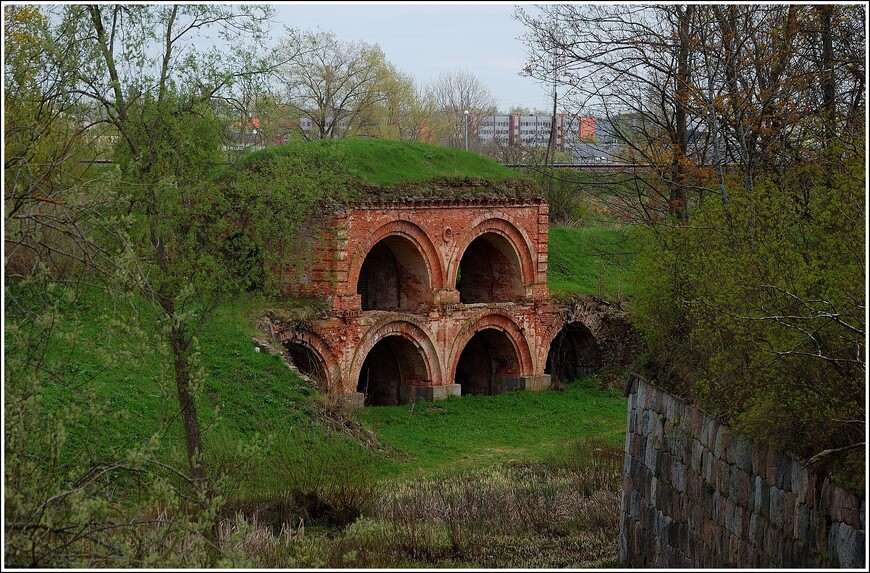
[769,486,785,527]
[832,522,865,569]
[690,439,703,474]
[666,394,678,421]
[690,407,704,438]
[792,461,809,504]
[728,436,754,472]
[521,374,551,391]
[711,492,722,523]
[701,419,718,449]
[636,379,648,409]
[490,375,524,394]
[642,409,653,436]
[749,511,761,546]
[618,516,629,564]
[715,459,731,493]
[782,491,797,535]
[731,465,751,507]
[831,485,863,529]
[765,447,779,486]
[399,383,460,404]
[714,425,730,460]
[755,476,769,517]
[644,438,659,473]
[794,502,809,543]
[673,460,687,493]
[776,455,793,491]
[764,523,778,557]
[752,443,768,477]
[328,392,365,410]
[703,450,715,484]
[629,489,641,519]
[660,451,673,483]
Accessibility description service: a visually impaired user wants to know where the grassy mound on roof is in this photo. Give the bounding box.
[236,138,539,202]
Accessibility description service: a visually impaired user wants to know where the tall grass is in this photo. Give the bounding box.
[207,436,624,568]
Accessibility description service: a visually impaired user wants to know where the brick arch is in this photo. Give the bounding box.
[448,217,536,292]
[448,312,534,383]
[281,329,340,395]
[544,321,602,385]
[349,219,446,298]
[348,318,443,394]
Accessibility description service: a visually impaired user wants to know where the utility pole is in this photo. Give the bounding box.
[464,110,469,151]
[546,16,560,165]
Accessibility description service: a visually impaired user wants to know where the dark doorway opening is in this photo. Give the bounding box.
[455,328,520,395]
[357,236,432,312]
[286,342,326,390]
[456,233,523,303]
[545,322,601,385]
[357,336,428,406]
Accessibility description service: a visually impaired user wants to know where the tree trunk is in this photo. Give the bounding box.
[170,326,207,485]
[671,4,692,222]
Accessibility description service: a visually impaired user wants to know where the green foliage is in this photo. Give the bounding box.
[547,226,636,298]
[3,278,222,567]
[629,156,865,484]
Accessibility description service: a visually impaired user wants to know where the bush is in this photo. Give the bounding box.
[629,158,865,486]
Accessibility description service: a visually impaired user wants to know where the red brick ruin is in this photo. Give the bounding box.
[261,197,629,407]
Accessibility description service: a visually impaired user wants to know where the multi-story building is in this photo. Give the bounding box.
[477,114,569,150]
[475,113,630,163]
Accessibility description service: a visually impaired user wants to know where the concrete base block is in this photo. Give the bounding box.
[524,374,552,391]
[400,384,461,404]
[328,392,365,410]
[492,374,551,394]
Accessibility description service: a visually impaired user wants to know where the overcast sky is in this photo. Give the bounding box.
[268,2,554,112]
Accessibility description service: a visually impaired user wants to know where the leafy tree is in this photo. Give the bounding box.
[5,5,353,564]
[631,156,864,477]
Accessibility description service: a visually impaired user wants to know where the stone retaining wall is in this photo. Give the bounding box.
[619,373,865,568]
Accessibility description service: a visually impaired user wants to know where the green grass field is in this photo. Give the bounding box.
[10,217,633,567]
[27,285,627,488]
[357,378,626,480]
[22,220,633,486]
[313,138,524,187]
[547,225,637,298]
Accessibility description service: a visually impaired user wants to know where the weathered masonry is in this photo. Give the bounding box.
[261,197,615,407]
[619,373,866,568]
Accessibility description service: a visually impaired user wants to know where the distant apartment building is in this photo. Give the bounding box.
[475,113,628,162]
[477,114,568,150]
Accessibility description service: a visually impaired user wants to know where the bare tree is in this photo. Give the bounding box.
[424,69,498,150]
[274,30,398,139]
[518,3,866,469]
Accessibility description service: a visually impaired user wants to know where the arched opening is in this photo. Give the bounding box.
[456,233,524,303]
[357,236,432,312]
[286,342,327,390]
[455,328,520,396]
[545,322,601,385]
[357,336,429,406]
